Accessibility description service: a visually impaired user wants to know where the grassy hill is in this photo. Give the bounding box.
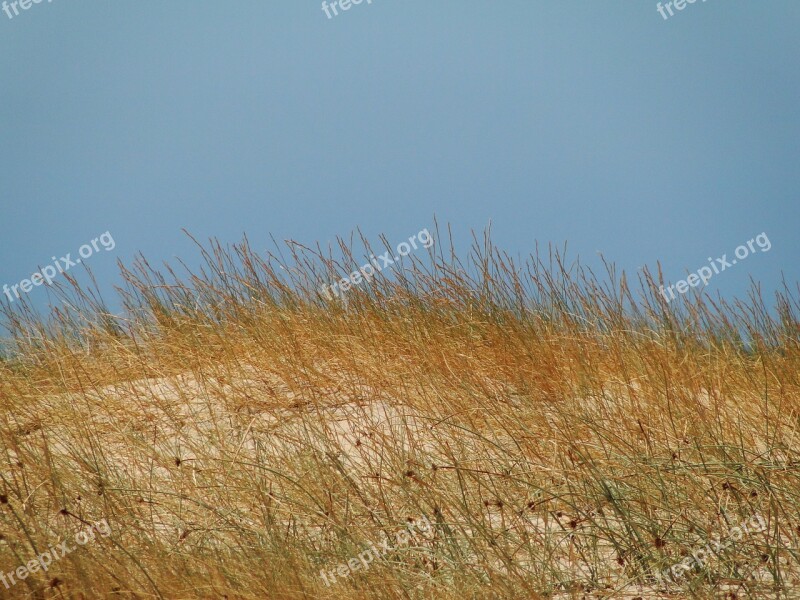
[1,228,798,599]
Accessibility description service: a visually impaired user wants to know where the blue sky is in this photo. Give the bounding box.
[1,1,798,315]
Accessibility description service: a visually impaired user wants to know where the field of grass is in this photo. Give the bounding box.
[1,228,798,599]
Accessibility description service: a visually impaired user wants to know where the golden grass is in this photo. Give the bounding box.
[0,226,798,599]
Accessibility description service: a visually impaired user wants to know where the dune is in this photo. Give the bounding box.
[1,232,797,598]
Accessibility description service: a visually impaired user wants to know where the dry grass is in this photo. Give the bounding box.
[0,226,799,599]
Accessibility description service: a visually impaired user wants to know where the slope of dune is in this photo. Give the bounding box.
[1,233,798,598]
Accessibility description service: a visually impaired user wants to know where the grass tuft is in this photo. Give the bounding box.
[0,226,798,598]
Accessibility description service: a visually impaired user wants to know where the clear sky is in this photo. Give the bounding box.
[1,1,798,316]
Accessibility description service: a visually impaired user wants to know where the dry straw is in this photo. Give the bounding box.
[0,223,797,598]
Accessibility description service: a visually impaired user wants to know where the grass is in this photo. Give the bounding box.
[0,225,798,599]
